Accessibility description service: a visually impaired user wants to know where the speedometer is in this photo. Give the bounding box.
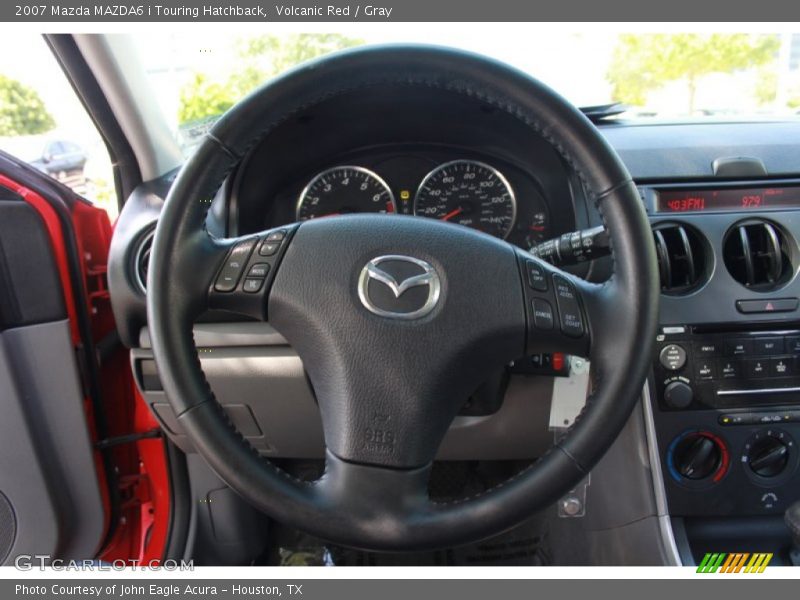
[297,166,396,220]
[413,160,516,239]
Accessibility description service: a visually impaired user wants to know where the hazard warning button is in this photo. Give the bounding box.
[736,298,799,314]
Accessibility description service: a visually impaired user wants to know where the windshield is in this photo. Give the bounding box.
[127,29,800,156]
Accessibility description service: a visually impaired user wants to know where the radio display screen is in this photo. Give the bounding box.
[655,186,800,213]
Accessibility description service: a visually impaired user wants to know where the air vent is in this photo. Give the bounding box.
[653,224,706,294]
[723,220,790,291]
[133,229,154,293]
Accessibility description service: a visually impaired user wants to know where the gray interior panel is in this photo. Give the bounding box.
[0,320,105,563]
[134,326,555,460]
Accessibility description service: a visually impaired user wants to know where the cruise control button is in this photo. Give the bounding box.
[247,263,270,279]
[747,358,769,379]
[659,344,687,371]
[755,337,784,355]
[771,358,792,377]
[531,299,554,330]
[242,278,264,293]
[526,261,548,292]
[258,241,281,256]
[214,239,256,292]
[552,275,584,337]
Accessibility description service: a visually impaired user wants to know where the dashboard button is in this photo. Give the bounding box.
[531,299,554,330]
[659,344,687,371]
[552,275,583,337]
[526,261,548,292]
[695,360,716,381]
[717,359,740,380]
[725,339,753,356]
[755,337,784,355]
[736,298,799,314]
[771,357,793,377]
[694,341,720,356]
[214,239,256,292]
[785,336,800,354]
[746,358,769,379]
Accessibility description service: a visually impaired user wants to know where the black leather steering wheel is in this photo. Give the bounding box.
[147,45,659,551]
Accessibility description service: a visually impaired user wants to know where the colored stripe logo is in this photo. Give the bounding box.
[696,552,773,573]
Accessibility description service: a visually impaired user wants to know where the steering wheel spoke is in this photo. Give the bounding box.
[206,225,298,320]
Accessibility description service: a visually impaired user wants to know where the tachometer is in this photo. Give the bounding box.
[297,166,396,220]
[413,160,516,239]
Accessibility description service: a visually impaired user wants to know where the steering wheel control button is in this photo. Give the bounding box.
[258,240,281,256]
[552,275,583,337]
[531,299,554,330]
[214,239,256,292]
[247,263,270,279]
[243,278,265,293]
[265,230,286,242]
[526,261,548,291]
[659,344,687,371]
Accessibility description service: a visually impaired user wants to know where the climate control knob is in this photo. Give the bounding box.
[743,429,796,483]
[663,380,693,409]
[667,430,730,486]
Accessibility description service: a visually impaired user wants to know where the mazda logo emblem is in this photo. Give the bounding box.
[357,255,441,319]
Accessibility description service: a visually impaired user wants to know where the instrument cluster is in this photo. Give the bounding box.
[292,158,551,248]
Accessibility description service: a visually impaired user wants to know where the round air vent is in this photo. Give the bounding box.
[133,228,154,294]
[653,223,708,295]
[723,219,792,291]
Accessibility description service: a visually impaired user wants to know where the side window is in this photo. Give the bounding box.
[0,34,119,219]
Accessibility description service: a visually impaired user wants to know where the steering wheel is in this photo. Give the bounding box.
[147,45,659,551]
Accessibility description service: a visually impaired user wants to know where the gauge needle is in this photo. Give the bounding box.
[529,225,546,231]
[440,207,464,221]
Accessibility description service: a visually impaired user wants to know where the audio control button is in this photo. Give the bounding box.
[755,337,784,355]
[747,358,770,379]
[725,339,753,356]
[771,357,792,377]
[659,344,687,371]
[717,359,740,379]
[695,360,715,381]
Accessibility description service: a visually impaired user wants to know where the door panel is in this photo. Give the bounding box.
[0,165,107,564]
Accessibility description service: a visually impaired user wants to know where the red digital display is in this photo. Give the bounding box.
[656,186,800,213]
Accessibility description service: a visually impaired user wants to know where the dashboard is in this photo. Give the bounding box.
[108,100,800,564]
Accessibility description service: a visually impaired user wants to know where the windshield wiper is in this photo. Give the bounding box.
[579,103,629,123]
